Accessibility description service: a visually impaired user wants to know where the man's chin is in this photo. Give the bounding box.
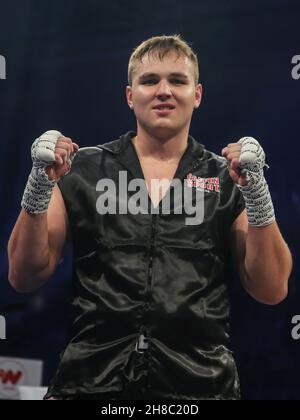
[149,124,178,138]
[138,119,185,138]
[151,120,178,131]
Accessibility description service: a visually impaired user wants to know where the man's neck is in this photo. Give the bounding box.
[132,129,189,163]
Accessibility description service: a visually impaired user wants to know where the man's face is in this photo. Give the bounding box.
[126,52,202,138]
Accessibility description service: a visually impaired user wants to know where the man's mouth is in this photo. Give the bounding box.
[152,104,176,116]
[152,104,176,110]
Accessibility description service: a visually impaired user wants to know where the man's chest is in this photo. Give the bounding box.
[139,158,179,207]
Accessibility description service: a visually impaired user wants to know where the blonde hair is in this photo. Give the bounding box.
[128,34,199,86]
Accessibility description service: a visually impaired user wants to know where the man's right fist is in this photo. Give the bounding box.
[21,130,79,214]
[31,130,79,181]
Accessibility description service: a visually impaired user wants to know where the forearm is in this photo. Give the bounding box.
[8,131,76,292]
[243,221,292,304]
[224,137,292,304]
[8,210,52,291]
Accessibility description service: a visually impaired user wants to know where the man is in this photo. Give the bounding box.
[8,35,292,400]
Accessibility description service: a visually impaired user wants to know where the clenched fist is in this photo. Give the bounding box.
[45,135,79,181]
[221,136,267,187]
[22,130,79,214]
[221,142,248,186]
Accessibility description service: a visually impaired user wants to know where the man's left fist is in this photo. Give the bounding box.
[221,142,248,186]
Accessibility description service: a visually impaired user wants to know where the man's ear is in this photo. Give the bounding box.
[126,85,134,109]
[194,83,202,109]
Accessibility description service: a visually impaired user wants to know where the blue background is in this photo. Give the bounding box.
[0,0,299,399]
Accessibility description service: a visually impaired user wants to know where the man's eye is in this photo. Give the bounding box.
[142,79,157,85]
[171,79,184,85]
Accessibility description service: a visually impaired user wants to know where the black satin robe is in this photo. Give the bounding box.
[45,131,245,400]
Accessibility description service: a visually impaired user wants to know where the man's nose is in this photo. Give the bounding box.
[156,80,172,99]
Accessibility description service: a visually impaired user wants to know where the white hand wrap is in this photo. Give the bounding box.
[236,137,275,227]
[21,130,62,214]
